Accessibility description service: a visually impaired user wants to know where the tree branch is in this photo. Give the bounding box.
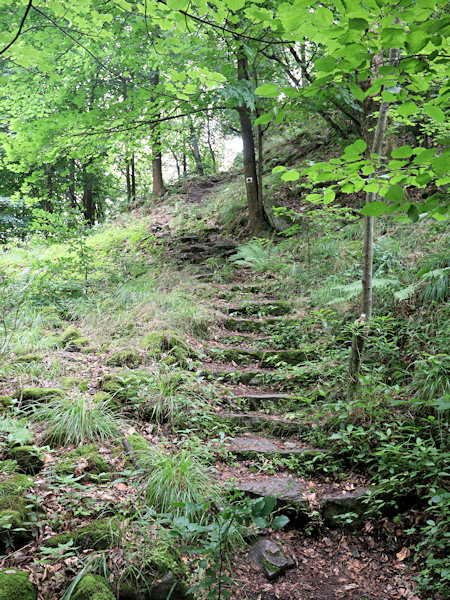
[0,0,33,55]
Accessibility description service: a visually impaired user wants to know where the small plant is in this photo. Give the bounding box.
[138,445,219,518]
[30,394,125,445]
[409,353,449,407]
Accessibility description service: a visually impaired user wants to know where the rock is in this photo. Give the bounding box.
[146,572,190,600]
[12,354,42,363]
[0,496,34,551]
[320,488,370,528]
[54,444,111,481]
[228,300,292,317]
[60,325,81,343]
[105,349,141,368]
[64,337,91,352]
[237,477,308,512]
[0,474,34,497]
[0,569,37,600]
[141,331,191,366]
[0,397,13,413]
[13,387,64,403]
[46,520,118,550]
[214,412,308,436]
[71,574,114,600]
[250,539,295,580]
[223,317,283,333]
[61,377,84,390]
[227,437,325,459]
[9,446,44,475]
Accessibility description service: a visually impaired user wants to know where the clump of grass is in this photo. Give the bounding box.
[139,446,219,517]
[149,367,185,425]
[31,394,125,446]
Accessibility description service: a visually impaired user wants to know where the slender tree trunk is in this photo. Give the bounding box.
[82,159,95,226]
[151,70,165,197]
[182,153,187,177]
[126,161,132,204]
[45,166,53,213]
[188,115,204,177]
[131,154,136,201]
[348,40,400,394]
[68,159,76,209]
[206,116,216,173]
[237,49,265,234]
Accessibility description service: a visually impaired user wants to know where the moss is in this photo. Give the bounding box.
[93,391,118,408]
[46,520,118,550]
[149,539,187,580]
[142,331,191,366]
[61,377,83,389]
[117,583,137,600]
[0,474,34,497]
[71,574,114,600]
[61,325,81,343]
[13,387,64,402]
[0,508,33,549]
[105,349,141,368]
[0,460,17,475]
[12,354,42,363]
[9,446,44,475]
[55,444,111,480]
[0,569,37,600]
[99,370,151,401]
[65,337,91,351]
[126,434,149,460]
[0,397,13,413]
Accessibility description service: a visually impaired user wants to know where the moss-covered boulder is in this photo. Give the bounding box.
[99,371,151,402]
[0,397,13,413]
[54,444,111,481]
[61,377,84,390]
[71,574,114,600]
[0,474,34,497]
[141,331,190,362]
[12,354,42,364]
[65,337,92,352]
[9,446,44,475]
[13,387,64,403]
[0,498,34,550]
[61,325,82,343]
[0,460,17,475]
[0,569,37,600]
[46,520,118,550]
[105,349,141,369]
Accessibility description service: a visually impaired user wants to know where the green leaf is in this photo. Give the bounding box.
[167,0,190,9]
[252,517,267,528]
[396,102,418,117]
[406,30,429,54]
[271,514,290,529]
[424,103,445,123]
[348,82,365,102]
[343,139,366,156]
[384,185,404,202]
[313,7,334,28]
[272,166,286,174]
[255,83,278,98]
[391,145,413,159]
[361,201,388,216]
[281,170,300,182]
[324,189,335,204]
[348,18,369,30]
[315,57,336,73]
[407,205,420,222]
[254,112,274,125]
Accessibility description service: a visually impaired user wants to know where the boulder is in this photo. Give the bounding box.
[105,349,141,368]
[71,574,114,600]
[60,325,81,343]
[0,569,37,600]
[250,539,295,580]
[46,520,118,550]
[9,446,44,475]
[13,388,64,403]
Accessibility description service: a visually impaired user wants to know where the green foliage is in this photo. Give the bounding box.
[30,394,124,446]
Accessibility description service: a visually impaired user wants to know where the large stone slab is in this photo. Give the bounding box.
[236,477,308,511]
[320,487,370,528]
[214,412,309,436]
[250,539,295,580]
[226,300,292,317]
[226,437,325,459]
[208,347,315,366]
[223,317,284,333]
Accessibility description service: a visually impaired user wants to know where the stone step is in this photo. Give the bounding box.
[207,346,316,366]
[203,367,319,388]
[223,317,286,333]
[220,300,292,317]
[214,411,309,436]
[233,477,370,525]
[225,436,325,459]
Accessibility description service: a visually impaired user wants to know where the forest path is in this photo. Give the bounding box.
[160,228,420,600]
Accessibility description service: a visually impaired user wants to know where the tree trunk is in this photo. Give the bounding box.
[188,115,204,177]
[45,166,53,213]
[82,160,95,226]
[126,161,132,204]
[206,116,216,173]
[237,49,265,234]
[68,159,76,209]
[348,40,400,394]
[151,70,165,197]
[131,154,136,201]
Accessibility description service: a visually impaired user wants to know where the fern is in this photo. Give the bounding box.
[326,277,399,305]
[230,242,273,272]
[0,418,34,445]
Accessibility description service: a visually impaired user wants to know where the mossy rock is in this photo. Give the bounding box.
[12,354,42,364]
[71,574,114,600]
[106,349,141,368]
[0,474,34,497]
[13,387,64,403]
[99,371,151,402]
[54,444,111,481]
[46,519,119,550]
[0,397,13,413]
[0,508,33,550]
[0,569,37,600]
[65,337,92,352]
[61,325,82,343]
[92,391,119,410]
[0,460,18,475]
[9,446,44,475]
[125,435,149,465]
[141,331,189,354]
[61,377,84,390]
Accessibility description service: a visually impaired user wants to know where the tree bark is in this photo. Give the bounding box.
[126,161,132,204]
[237,49,265,234]
[151,70,165,197]
[188,115,204,176]
[131,154,136,201]
[206,116,216,173]
[348,40,400,394]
